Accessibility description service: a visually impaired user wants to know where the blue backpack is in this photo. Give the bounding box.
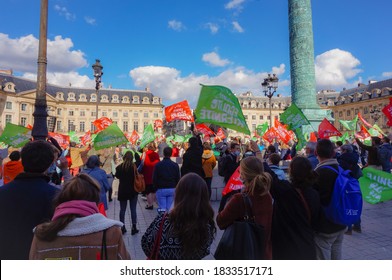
[321,166,363,226]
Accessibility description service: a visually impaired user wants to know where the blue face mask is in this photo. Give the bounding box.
[233,151,241,157]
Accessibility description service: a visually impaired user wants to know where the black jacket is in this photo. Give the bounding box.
[181,137,204,177]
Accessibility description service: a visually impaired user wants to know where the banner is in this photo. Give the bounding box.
[339,116,358,131]
[48,132,70,149]
[164,100,194,122]
[262,127,278,143]
[93,123,128,150]
[195,85,250,135]
[195,123,215,136]
[93,117,113,133]
[358,112,372,128]
[154,119,163,130]
[256,122,269,136]
[382,98,392,126]
[274,119,292,144]
[68,131,80,144]
[359,167,392,204]
[222,166,244,196]
[129,130,140,145]
[216,128,226,139]
[139,124,155,149]
[280,103,310,131]
[318,118,342,139]
[80,131,92,146]
[0,123,31,148]
[355,125,370,139]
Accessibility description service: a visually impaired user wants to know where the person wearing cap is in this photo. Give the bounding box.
[81,155,111,210]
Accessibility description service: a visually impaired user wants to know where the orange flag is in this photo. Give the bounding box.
[358,112,372,128]
[154,119,163,130]
[80,131,92,146]
[93,117,113,133]
[48,132,70,149]
[129,130,140,145]
[274,119,292,144]
[356,125,371,139]
[164,100,194,122]
[318,118,342,139]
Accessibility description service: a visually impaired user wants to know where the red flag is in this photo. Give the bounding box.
[382,98,392,127]
[274,119,292,144]
[80,131,92,146]
[318,118,342,139]
[196,123,215,136]
[93,117,113,133]
[309,132,318,142]
[164,100,194,122]
[355,125,371,139]
[262,127,278,143]
[216,128,226,139]
[129,130,140,145]
[48,132,70,149]
[222,167,244,196]
[358,112,372,128]
[154,119,163,130]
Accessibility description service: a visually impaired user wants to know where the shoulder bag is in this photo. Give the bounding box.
[133,164,146,193]
[214,193,266,260]
[147,213,167,260]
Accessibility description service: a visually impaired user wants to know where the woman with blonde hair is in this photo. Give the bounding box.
[29,174,130,260]
[216,156,273,259]
[141,173,216,259]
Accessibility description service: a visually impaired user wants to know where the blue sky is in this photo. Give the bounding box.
[1,0,391,107]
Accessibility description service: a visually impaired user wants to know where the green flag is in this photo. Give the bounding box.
[359,167,392,204]
[184,134,193,142]
[173,134,185,143]
[372,124,385,136]
[280,103,310,131]
[139,124,155,149]
[0,123,31,148]
[195,85,250,135]
[256,122,269,136]
[339,116,358,131]
[93,123,128,150]
[294,127,307,151]
[68,131,80,144]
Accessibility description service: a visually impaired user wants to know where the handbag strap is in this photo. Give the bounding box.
[100,229,108,260]
[149,213,167,260]
[241,193,255,221]
[295,189,311,223]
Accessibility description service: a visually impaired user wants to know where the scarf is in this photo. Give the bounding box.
[52,200,99,221]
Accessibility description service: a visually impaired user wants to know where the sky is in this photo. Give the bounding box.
[1,0,391,107]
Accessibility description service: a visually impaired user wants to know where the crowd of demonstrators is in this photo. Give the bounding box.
[355,136,382,170]
[0,140,60,259]
[115,151,141,235]
[29,173,130,260]
[201,142,217,199]
[153,146,180,212]
[141,173,216,260]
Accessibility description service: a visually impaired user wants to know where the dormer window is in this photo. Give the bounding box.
[91,94,97,102]
[122,96,129,103]
[112,95,119,103]
[67,92,76,101]
[133,96,140,104]
[79,94,87,102]
[101,94,109,103]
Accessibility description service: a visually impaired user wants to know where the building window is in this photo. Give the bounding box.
[154,112,159,118]
[364,107,368,114]
[21,103,27,111]
[144,112,149,118]
[252,115,256,120]
[68,110,74,116]
[91,111,96,117]
[102,111,107,117]
[57,108,62,115]
[339,111,343,117]
[5,114,12,123]
[134,112,138,118]
[113,111,118,118]
[123,111,128,117]
[80,122,85,132]
[68,120,75,132]
[123,121,128,132]
[20,117,27,127]
[57,120,62,131]
[5,102,12,110]
[133,121,139,132]
[144,122,149,129]
[91,94,97,102]
[244,115,248,119]
[91,122,95,132]
[355,109,359,114]
[346,110,351,117]
[80,111,85,117]
[252,124,256,131]
[259,115,264,120]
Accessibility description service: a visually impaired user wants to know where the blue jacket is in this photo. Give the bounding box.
[82,167,110,210]
[378,143,392,172]
[0,173,59,259]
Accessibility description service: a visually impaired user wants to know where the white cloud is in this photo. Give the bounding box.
[84,16,97,25]
[315,48,362,89]
[168,20,185,31]
[22,71,95,89]
[232,21,244,33]
[0,33,87,74]
[202,51,230,67]
[225,0,246,10]
[382,72,392,78]
[129,64,288,107]
[54,5,76,21]
[205,22,219,34]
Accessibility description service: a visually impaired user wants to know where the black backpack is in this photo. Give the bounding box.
[218,155,227,177]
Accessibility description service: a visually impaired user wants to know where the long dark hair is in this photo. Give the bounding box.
[169,173,216,258]
[118,151,134,172]
[34,174,101,241]
[289,156,317,190]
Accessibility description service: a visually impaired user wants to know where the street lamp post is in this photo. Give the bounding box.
[32,0,49,140]
[262,73,279,128]
[92,59,103,121]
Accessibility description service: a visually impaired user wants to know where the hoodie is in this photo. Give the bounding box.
[202,150,217,178]
[3,160,24,184]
